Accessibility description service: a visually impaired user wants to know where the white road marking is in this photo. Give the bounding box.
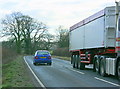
[95,77,120,87]
[24,56,46,89]
[68,68,85,74]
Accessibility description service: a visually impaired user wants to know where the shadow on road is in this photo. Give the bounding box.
[34,63,52,66]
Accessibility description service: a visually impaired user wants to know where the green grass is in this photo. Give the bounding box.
[2,55,35,87]
[52,55,71,61]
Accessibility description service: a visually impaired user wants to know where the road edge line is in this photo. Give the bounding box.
[95,77,120,87]
[24,56,46,89]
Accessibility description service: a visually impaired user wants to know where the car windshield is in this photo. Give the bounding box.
[37,51,49,55]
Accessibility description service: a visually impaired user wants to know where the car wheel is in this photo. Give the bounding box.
[33,62,37,66]
[48,63,52,65]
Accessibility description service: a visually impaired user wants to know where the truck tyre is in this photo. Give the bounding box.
[74,55,77,68]
[95,57,99,73]
[80,63,85,70]
[78,55,85,70]
[93,59,96,72]
[71,55,73,64]
[78,55,81,69]
[100,58,107,77]
[73,62,75,68]
[73,55,76,68]
[76,55,79,69]
[117,61,120,80]
[74,55,79,69]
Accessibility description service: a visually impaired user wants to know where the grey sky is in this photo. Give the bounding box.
[0,0,116,36]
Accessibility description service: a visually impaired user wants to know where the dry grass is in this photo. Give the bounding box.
[2,47,18,64]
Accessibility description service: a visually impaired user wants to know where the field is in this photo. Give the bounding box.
[2,55,35,87]
[2,44,35,88]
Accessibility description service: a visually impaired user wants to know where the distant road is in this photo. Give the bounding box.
[24,56,120,88]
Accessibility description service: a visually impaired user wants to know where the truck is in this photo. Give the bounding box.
[69,5,120,79]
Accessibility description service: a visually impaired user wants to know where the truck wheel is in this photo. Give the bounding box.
[100,58,106,77]
[95,58,99,73]
[73,55,76,68]
[78,56,85,70]
[93,59,96,72]
[94,56,100,73]
[71,55,73,64]
[78,55,81,69]
[75,55,78,68]
[80,63,85,70]
[76,55,79,69]
[73,62,75,68]
[117,61,120,80]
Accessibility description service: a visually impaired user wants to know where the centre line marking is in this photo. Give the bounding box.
[24,56,46,89]
[68,68,85,74]
[95,77,120,87]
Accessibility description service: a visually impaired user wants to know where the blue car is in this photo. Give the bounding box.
[33,50,52,65]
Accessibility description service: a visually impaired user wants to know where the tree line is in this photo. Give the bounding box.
[1,12,69,56]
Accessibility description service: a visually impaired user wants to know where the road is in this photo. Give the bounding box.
[24,56,120,88]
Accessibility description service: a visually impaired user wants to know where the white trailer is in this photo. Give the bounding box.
[69,6,120,79]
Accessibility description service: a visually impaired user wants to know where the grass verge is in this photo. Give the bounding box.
[52,55,71,61]
[2,55,35,87]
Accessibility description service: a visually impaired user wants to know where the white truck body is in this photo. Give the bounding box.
[69,6,116,51]
[69,5,120,79]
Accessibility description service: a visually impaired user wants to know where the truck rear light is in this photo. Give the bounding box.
[48,56,51,59]
[35,56,38,59]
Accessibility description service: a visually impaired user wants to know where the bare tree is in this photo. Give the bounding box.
[1,12,48,54]
[56,26,69,48]
[42,32,54,50]
[30,22,47,53]
[1,12,23,53]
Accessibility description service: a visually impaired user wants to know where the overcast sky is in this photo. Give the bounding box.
[0,0,116,35]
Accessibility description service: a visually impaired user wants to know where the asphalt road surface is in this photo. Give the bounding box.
[24,56,120,88]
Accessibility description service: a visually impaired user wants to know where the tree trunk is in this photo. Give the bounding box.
[16,39,21,54]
